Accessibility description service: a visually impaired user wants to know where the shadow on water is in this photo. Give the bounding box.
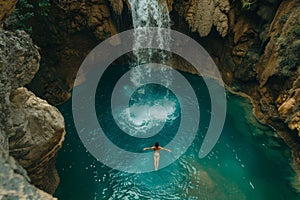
[54,65,299,200]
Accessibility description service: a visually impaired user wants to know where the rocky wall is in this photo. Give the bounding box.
[0,28,65,198]
[175,0,300,165]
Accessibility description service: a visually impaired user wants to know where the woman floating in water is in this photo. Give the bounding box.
[143,142,171,171]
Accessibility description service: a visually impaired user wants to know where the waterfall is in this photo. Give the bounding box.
[111,0,176,135]
[128,0,172,86]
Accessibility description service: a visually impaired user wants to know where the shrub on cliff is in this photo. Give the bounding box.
[4,0,51,34]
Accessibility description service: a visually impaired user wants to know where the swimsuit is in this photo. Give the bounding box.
[154,151,160,157]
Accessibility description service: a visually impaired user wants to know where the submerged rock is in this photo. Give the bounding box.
[181,157,246,199]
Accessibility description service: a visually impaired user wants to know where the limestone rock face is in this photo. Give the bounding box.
[26,0,231,105]
[109,0,124,15]
[223,0,300,162]
[255,0,300,87]
[0,146,56,200]
[9,87,65,194]
[26,0,120,105]
[171,0,300,165]
[253,0,300,139]
[278,77,300,137]
[0,29,65,197]
[175,0,230,37]
[58,0,118,41]
[0,29,40,139]
[231,15,259,82]
[0,0,18,26]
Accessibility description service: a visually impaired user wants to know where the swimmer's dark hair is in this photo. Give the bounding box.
[155,142,159,147]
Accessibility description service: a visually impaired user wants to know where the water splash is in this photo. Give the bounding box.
[115,86,179,138]
[121,0,175,133]
[116,100,178,137]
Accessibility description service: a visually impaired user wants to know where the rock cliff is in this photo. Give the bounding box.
[0,28,65,198]
[25,0,120,105]
[174,0,230,37]
[172,0,300,164]
[0,144,56,199]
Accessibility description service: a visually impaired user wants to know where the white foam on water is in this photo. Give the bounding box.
[115,98,178,137]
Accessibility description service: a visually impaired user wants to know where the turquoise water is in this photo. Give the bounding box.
[55,65,299,199]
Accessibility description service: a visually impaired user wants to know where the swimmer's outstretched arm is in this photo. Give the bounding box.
[160,147,171,152]
[143,146,154,150]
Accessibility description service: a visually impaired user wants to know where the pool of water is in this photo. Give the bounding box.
[54,65,299,199]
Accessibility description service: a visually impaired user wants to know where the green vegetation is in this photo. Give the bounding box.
[38,0,51,16]
[6,0,51,34]
[240,0,257,10]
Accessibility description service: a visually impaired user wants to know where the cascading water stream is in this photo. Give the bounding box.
[128,0,172,86]
[115,0,176,135]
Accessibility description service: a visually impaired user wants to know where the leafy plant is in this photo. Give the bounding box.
[240,0,257,10]
[38,0,51,16]
[5,0,51,34]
